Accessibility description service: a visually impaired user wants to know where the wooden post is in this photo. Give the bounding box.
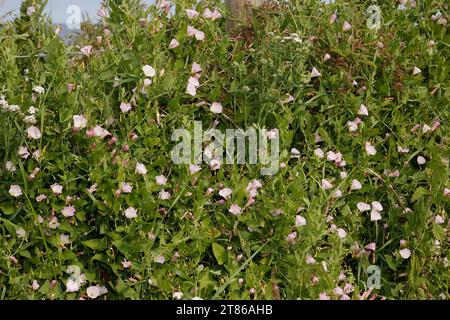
[226,0,264,30]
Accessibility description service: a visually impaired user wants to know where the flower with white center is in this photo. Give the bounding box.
[73,115,87,130]
[295,215,307,227]
[189,164,201,175]
[86,286,101,299]
[169,39,179,49]
[92,125,110,139]
[327,151,337,161]
[33,86,45,94]
[285,231,297,243]
[371,201,383,212]
[357,202,371,212]
[314,148,324,158]
[66,278,80,292]
[229,204,242,215]
[370,210,382,221]
[399,248,411,259]
[5,161,16,172]
[36,194,47,202]
[412,66,421,75]
[159,190,171,200]
[291,148,300,158]
[332,189,342,198]
[434,215,444,224]
[358,104,369,116]
[120,102,132,113]
[121,259,132,268]
[422,124,431,133]
[337,228,347,239]
[51,184,63,195]
[121,182,133,193]
[306,255,316,265]
[185,9,199,19]
[311,67,321,78]
[59,234,70,246]
[340,172,348,180]
[173,291,183,300]
[155,175,167,186]
[219,188,233,199]
[351,179,362,190]
[347,120,359,132]
[9,185,22,197]
[124,207,138,219]
[191,62,202,74]
[143,65,156,77]
[417,156,426,165]
[321,179,333,190]
[154,254,165,264]
[16,227,26,238]
[32,280,40,291]
[210,102,223,114]
[27,126,41,140]
[365,141,377,156]
[61,206,76,217]
[342,21,352,31]
[209,159,221,170]
[80,45,92,56]
[135,162,147,175]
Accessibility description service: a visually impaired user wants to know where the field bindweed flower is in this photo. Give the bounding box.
[61,206,76,217]
[51,184,63,195]
[413,66,421,75]
[156,175,167,186]
[209,159,221,170]
[351,179,362,190]
[27,6,36,16]
[173,291,183,300]
[337,228,347,239]
[229,204,242,215]
[365,142,377,156]
[135,162,147,175]
[120,182,133,193]
[295,215,307,227]
[121,259,132,268]
[185,9,199,19]
[5,161,16,172]
[159,190,171,200]
[219,188,233,199]
[310,67,321,78]
[9,185,22,198]
[203,8,222,20]
[120,102,132,113]
[80,45,92,56]
[434,215,444,224]
[399,248,411,259]
[191,62,202,74]
[86,286,101,299]
[306,255,316,265]
[33,86,45,94]
[342,21,352,31]
[66,278,80,293]
[358,104,369,116]
[143,65,156,78]
[210,102,223,114]
[73,115,87,130]
[27,126,41,140]
[124,207,137,219]
[417,156,426,165]
[357,202,371,212]
[169,39,179,49]
[321,179,333,190]
[314,148,324,158]
[187,26,205,41]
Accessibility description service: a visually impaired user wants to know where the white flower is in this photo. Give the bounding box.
[27,6,36,16]
[155,175,167,185]
[5,161,16,172]
[185,9,199,19]
[229,204,242,215]
[159,190,171,200]
[124,207,138,219]
[120,102,132,113]
[306,255,316,265]
[342,21,352,31]
[9,185,22,197]
[27,126,41,140]
[209,159,221,170]
[291,148,301,158]
[32,85,45,94]
[142,65,156,77]
[219,188,233,199]
[358,104,369,116]
[173,291,183,300]
[51,184,63,195]
[351,179,362,190]
[332,189,342,198]
[86,286,101,299]
[66,278,80,292]
[295,215,307,227]
[73,115,87,129]
[412,66,421,75]
[169,39,179,49]
[154,254,165,264]
[191,62,202,74]
[417,156,426,165]
[370,210,382,221]
[135,162,147,175]
[357,202,371,212]
[311,67,321,78]
[314,148,324,158]
[16,227,26,238]
[337,228,347,239]
[120,182,133,193]
[399,248,411,259]
[210,102,223,114]
[434,215,445,224]
[61,206,76,217]
[365,141,377,156]
[371,201,383,212]
[189,164,201,175]
[32,280,40,291]
[321,179,333,190]
[340,171,348,179]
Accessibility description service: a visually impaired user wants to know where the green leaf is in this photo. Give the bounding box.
[412,187,427,202]
[212,243,227,265]
[83,239,107,251]
[0,202,16,215]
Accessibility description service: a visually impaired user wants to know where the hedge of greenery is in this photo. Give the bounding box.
[0,0,448,299]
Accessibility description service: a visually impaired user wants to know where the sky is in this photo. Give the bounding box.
[0,0,155,23]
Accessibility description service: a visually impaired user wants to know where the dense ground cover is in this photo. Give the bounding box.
[0,0,448,300]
